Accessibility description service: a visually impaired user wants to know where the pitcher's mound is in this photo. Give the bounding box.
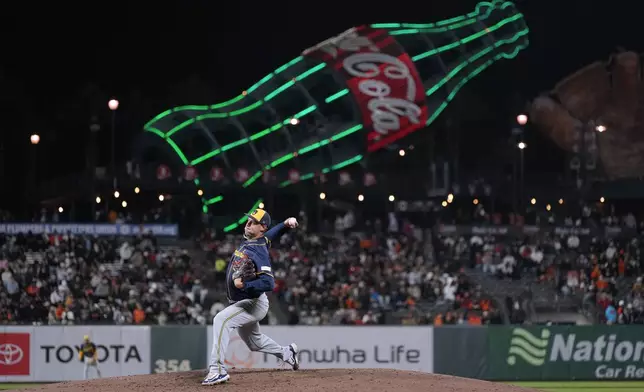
[18,369,539,392]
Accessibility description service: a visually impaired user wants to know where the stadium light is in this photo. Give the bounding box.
[358,194,364,201]
[158,194,165,202]
[96,196,101,204]
[388,195,395,202]
[108,99,119,111]
[113,191,120,198]
[319,192,326,200]
[517,114,528,125]
[30,134,41,145]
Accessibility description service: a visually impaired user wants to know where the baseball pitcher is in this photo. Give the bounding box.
[79,335,102,379]
[202,208,300,386]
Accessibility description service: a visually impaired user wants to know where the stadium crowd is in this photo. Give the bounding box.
[203,210,504,326]
[2,207,504,327]
[2,198,643,326]
[0,231,211,326]
[434,198,644,325]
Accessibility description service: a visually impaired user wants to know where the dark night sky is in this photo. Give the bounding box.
[0,0,641,206]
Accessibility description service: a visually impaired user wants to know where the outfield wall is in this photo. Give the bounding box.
[2,325,642,382]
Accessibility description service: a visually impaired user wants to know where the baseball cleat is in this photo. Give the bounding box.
[202,371,230,386]
[286,343,300,370]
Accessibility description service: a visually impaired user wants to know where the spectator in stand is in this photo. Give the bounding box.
[435,195,644,325]
[198,213,501,326]
[0,232,213,326]
[605,302,617,324]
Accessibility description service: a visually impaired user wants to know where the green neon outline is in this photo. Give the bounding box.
[203,16,529,219]
[219,25,529,229]
[242,124,363,187]
[221,25,527,232]
[240,26,528,188]
[144,1,504,132]
[222,153,363,233]
[143,56,304,129]
[276,34,529,188]
[278,154,364,188]
[371,0,510,29]
[152,6,524,168]
[146,0,527,223]
[223,198,264,233]
[143,0,514,142]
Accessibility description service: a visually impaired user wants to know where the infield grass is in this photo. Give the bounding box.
[0,384,39,390]
[512,381,644,391]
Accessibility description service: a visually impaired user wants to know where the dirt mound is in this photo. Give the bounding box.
[17,369,540,392]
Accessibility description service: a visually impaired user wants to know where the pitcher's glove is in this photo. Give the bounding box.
[232,259,257,282]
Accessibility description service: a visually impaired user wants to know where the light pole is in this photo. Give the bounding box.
[108,99,119,191]
[29,134,40,203]
[515,114,528,212]
[518,141,526,211]
[89,117,101,218]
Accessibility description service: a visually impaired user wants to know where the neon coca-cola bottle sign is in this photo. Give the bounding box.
[343,52,423,136]
[309,28,426,146]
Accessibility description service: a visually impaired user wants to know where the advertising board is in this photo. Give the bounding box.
[0,223,178,237]
[206,326,433,372]
[0,327,33,382]
[435,224,629,238]
[150,326,207,374]
[486,326,644,381]
[1,326,151,382]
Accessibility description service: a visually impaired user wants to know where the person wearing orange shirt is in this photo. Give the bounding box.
[133,305,146,324]
[468,314,482,325]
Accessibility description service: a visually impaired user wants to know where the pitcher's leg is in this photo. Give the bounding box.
[204,303,256,385]
[237,295,299,369]
[95,363,102,378]
[237,322,290,359]
[83,361,89,380]
[209,306,244,374]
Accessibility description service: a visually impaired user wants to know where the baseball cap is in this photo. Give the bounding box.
[246,208,271,227]
[83,335,90,340]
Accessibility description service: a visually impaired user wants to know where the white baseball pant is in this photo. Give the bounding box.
[209,293,292,374]
[83,357,102,379]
